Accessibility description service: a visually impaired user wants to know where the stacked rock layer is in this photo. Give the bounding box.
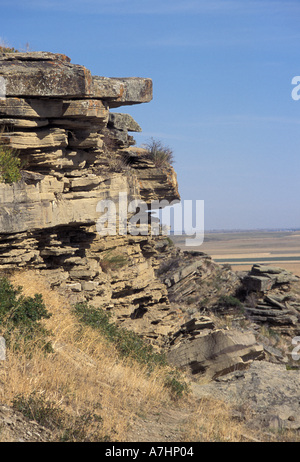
[0,52,181,346]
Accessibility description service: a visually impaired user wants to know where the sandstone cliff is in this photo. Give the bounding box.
[1,52,300,384]
[0,51,182,347]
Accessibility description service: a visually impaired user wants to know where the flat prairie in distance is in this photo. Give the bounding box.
[171,230,300,277]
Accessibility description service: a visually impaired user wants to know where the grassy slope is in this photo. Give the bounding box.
[0,270,298,442]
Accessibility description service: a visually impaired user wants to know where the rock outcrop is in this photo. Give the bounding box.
[242,264,299,293]
[1,51,300,386]
[168,327,264,381]
[0,52,180,347]
[0,52,152,104]
[241,264,300,335]
[192,360,300,432]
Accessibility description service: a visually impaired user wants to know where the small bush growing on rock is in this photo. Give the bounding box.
[218,295,243,311]
[143,138,174,168]
[0,145,22,183]
[164,370,189,400]
[100,253,128,273]
[0,44,18,53]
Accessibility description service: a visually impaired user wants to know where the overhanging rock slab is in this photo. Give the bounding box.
[168,329,264,380]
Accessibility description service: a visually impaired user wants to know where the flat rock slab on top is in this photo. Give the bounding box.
[0,52,153,107]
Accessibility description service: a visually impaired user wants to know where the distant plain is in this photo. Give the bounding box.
[171,230,300,277]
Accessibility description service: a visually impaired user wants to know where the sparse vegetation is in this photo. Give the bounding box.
[100,252,128,273]
[164,370,189,400]
[0,268,298,442]
[12,392,108,442]
[218,294,243,310]
[0,145,22,184]
[0,39,31,54]
[73,302,167,369]
[143,137,174,168]
[0,45,18,53]
[73,302,189,400]
[12,392,64,431]
[0,276,53,353]
[0,271,192,441]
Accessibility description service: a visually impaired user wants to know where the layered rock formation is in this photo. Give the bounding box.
[1,52,300,384]
[0,52,180,346]
[241,264,300,335]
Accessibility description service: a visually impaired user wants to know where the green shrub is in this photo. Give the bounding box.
[143,138,174,168]
[100,253,128,273]
[73,303,189,400]
[218,295,243,310]
[73,302,167,369]
[0,145,22,183]
[164,370,189,400]
[165,237,174,247]
[0,277,53,353]
[60,411,108,442]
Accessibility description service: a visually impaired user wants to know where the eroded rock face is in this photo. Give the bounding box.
[168,328,264,380]
[241,264,300,334]
[0,52,153,105]
[1,51,299,385]
[0,52,180,348]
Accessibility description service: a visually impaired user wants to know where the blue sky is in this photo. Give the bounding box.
[1,0,300,230]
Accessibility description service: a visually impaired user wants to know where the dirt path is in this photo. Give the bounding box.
[126,403,194,442]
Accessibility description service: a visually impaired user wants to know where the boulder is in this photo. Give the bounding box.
[168,328,264,380]
[108,113,142,132]
[243,264,299,293]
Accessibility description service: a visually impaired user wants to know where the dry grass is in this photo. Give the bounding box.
[0,270,173,441]
[181,396,300,442]
[182,396,253,442]
[2,269,297,442]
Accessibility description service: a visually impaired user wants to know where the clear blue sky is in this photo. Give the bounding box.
[1,0,300,231]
